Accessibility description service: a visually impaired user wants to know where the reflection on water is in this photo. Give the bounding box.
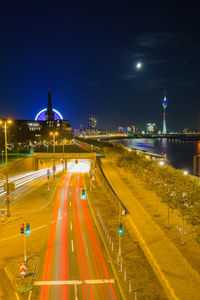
[114,138,200,174]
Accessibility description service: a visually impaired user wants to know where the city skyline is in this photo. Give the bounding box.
[0,2,200,131]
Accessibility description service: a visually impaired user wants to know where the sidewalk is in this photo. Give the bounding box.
[101,158,200,300]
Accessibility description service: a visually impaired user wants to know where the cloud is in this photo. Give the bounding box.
[132,32,190,49]
[119,73,136,80]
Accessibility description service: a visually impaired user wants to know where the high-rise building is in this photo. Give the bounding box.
[88,116,97,129]
[146,123,156,133]
[162,90,168,134]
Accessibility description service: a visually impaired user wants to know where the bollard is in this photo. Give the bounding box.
[129,280,131,293]
[124,268,126,281]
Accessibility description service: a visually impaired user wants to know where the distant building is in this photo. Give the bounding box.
[88,116,97,129]
[118,125,137,135]
[73,128,107,137]
[146,123,156,133]
[4,90,73,145]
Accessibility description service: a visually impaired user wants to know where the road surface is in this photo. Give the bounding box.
[36,173,120,300]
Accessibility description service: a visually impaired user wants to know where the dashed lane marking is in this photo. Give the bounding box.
[70,222,72,231]
[71,239,74,252]
[74,284,78,300]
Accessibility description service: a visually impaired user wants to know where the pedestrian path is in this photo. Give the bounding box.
[101,158,200,300]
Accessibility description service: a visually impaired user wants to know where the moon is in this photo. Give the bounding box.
[136,62,142,69]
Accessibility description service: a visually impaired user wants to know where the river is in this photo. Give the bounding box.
[114,138,200,175]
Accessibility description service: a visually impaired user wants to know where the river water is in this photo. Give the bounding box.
[114,138,200,174]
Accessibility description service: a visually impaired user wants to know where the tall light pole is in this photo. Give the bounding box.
[50,131,58,180]
[0,119,12,217]
[62,138,67,171]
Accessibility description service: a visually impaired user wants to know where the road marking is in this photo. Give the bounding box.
[28,290,32,300]
[74,284,78,300]
[71,239,74,252]
[15,292,20,300]
[0,233,21,243]
[70,222,72,231]
[32,224,47,232]
[34,279,115,285]
[13,194,22,200]
[70,201,71,207]
[51,220,56,224]
[0,224,47,243]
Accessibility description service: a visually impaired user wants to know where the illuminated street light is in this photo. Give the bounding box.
[50,131,59,180]
[183,170,188,176]
[0,119,12,217]
[159,160,165,166]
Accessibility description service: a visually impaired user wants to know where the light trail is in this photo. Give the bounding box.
[0,165,63,198]
[80,174,117,299]
[40,176,66,300]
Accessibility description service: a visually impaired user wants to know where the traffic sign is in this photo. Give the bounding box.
[5,194,10,199]
[89,171,92,176]
[47,170,50,176]
[20,263,26,276]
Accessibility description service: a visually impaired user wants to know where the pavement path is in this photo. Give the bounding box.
[101,158,200,300]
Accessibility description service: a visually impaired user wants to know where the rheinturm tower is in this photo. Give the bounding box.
[162,90,168,134]
[45,90,55,121]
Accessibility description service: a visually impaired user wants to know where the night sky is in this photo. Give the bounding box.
[0,1,200,131]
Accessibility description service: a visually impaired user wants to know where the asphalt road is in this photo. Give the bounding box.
[37,173,120,300]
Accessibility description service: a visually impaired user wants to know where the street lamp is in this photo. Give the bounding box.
[0,119,12,217]
[50,131,58,180]
[62,138,67,171]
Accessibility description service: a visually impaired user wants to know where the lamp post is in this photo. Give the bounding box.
[50,132,58,180]
[62,138,67,171]
[0,119,12,217]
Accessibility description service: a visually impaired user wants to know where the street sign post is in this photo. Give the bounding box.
[47,169,50,191]
[1,209,7,222]
[20,263,26,278]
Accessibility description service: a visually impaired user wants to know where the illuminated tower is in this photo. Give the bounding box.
[45,90,55,121]
[162,90,168,134]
